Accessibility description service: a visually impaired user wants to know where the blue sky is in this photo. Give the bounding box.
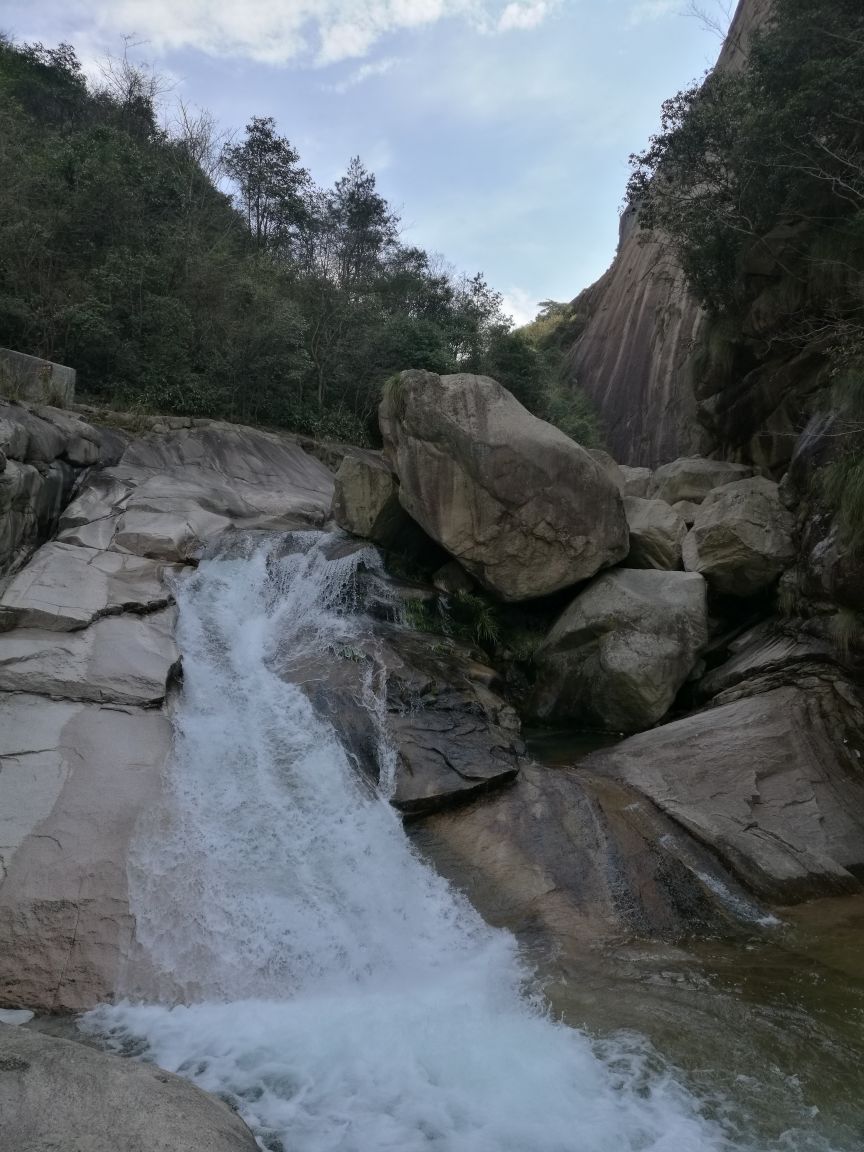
[5,1,733,323]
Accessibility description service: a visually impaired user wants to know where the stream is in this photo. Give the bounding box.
[81,534,864,1151]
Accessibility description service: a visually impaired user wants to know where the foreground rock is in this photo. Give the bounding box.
[331,451,408,547]
[583,676,864,901]
[650,456,754,505]
[380,371,629,600]
[0,542,179,631]
[0,609,178,704]
[682,476,795,596]
[533,569,708,733]
[624,496,686,570]
[0,1025,258,1152]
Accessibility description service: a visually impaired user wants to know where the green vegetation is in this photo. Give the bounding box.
[0,37,595,445]
[515,300,602,446]
[627,0,864,543]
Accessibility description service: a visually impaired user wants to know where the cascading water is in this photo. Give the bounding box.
[84,533,747,1152]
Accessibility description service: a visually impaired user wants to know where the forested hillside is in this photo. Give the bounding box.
[0,38,593,444]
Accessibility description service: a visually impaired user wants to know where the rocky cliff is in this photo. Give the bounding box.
[563,0,773,466]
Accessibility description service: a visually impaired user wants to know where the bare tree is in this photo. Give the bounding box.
[685,0,735,40]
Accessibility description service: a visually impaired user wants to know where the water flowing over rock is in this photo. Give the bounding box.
[413,761,768,954]
[379,370,629,601]
[0,1024,259,1152]
[0,421,336,1012]
[75,531,736,1152]
[533,568,708,733]
[682,476,795,597]
[624,496,687,570]
[583,676,864,901]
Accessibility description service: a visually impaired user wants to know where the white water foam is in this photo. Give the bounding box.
[84,533,739,1152]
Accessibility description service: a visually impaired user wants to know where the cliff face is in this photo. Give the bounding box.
[564,0,773,467]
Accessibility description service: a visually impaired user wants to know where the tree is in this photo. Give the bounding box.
[222,116,309,255]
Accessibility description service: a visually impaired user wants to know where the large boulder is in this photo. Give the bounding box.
[0,1024,258,1152]
[532,569,708,733]
[331,451,409,547]
[582,676,864,901]
[682,476,795,596]
[624,496,687,570]
[650,456,754,505]
[379,371,629,601]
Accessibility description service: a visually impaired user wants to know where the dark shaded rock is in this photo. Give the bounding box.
[411,761,769,955]
[282,622,523,816]
[533,569,708,733]
[331,451,411,547]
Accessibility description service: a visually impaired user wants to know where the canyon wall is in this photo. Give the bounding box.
[563,0,773,466]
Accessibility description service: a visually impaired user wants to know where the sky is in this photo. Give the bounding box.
[4,1,734,324]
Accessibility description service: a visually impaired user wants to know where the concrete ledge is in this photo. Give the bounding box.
[0,348,75,406]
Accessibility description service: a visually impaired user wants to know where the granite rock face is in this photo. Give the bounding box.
[560,0,774,466]
[380,370,629,601]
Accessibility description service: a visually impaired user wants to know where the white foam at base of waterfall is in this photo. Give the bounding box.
[83,534,741,1152]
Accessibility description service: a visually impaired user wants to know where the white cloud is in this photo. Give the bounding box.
[626,0,680,28]
[324,55,400,93]
[501,286,538,327]
[40,0,556,68]
[497,2,548,32]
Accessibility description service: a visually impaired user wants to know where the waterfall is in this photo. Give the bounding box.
[83,533,737,1152]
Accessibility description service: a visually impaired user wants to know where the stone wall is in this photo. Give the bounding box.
[0,348,76,407]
